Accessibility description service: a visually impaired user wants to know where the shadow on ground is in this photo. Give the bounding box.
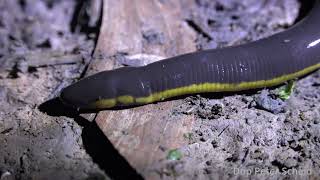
[39,98,144,180]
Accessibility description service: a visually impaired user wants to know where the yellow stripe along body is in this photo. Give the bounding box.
[91,63,320,109]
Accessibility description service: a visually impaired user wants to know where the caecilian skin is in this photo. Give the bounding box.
[60,1,320,111]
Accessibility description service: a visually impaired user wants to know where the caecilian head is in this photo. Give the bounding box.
[60,71,117,111]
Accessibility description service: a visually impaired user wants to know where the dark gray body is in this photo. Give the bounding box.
[60,1,320,110]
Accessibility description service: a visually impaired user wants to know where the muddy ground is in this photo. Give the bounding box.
[0,0,320,180]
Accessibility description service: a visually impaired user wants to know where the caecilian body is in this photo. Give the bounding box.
[61,1,320,111]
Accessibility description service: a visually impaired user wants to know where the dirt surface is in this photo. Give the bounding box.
[0,0,319,180]
[0,0,107,180]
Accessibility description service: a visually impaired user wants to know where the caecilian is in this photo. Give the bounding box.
[60,1,320,111]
